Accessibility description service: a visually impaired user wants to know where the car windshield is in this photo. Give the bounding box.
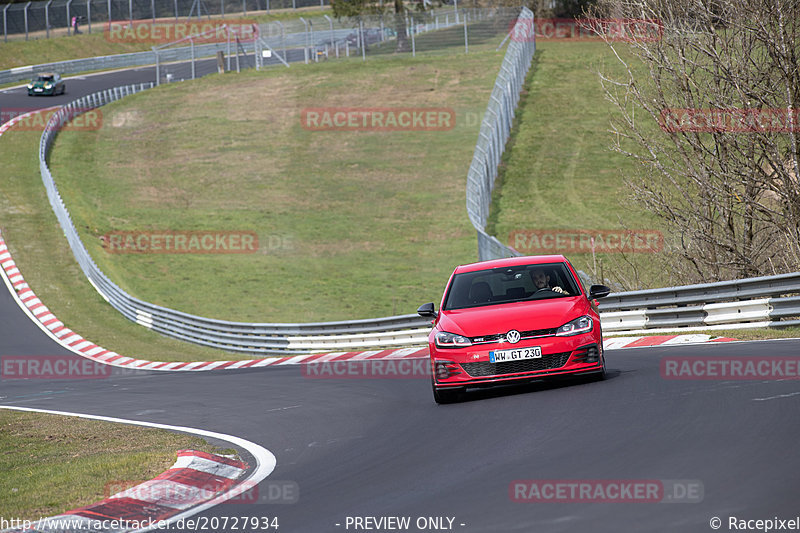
[443,262,581,310]
[36,75,55,82]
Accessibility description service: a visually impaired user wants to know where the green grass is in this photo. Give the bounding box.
[0,7,332,72]
[46,46,506,323]
[0,112,269,362]
[0,410,234,522]
[487,40,670,290]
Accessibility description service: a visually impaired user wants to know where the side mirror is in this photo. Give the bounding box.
[417,302,437,318]
[589,285,611,299]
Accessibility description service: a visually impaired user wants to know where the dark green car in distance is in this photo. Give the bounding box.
[27,73,65,96]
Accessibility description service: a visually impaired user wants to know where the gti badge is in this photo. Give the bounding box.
[506,329,521,344]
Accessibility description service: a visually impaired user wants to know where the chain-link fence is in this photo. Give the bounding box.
[2,0,329,41]
[466,6,534,261]
[143,8,523,84]
[253,7,521,63]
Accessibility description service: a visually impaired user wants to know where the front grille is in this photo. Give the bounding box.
[460,351,571,377]
[470,328,557,344]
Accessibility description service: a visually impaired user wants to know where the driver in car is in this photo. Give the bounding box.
[531,268,568,294]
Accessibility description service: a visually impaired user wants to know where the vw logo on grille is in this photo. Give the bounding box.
[506,330,521,344]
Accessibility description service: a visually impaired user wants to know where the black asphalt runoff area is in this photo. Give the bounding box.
[1,62,800,533]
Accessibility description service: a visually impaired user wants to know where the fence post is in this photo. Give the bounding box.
[324,14,333,53]
[410,15,415,57]
[300,17,309,64]
[86,0,91,34]
[463,8,468,54]
[24,1,31,41]
[360,19,365,61]
[154,47,160,85]
[3,4,10,42]
[45,0,52,38]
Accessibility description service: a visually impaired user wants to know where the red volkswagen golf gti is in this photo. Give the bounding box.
[418,255,611,403]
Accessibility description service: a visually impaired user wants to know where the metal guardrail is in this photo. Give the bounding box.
[465,7,533,261]
[597,273,800,333]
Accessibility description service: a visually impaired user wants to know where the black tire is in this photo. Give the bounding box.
[432,381,461,404]
[586,352,607,382]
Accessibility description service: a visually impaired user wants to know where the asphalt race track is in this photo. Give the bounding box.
[2,63,800,533]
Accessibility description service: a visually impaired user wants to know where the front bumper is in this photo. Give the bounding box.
[431,333,603,389]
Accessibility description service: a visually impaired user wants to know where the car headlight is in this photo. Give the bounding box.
[434,331,472,348]
[27,84,33,89]
[556,315,593,336]
[44,83,52,88]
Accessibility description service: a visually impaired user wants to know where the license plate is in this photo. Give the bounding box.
[489,346,542,363]
[34,88,42,92]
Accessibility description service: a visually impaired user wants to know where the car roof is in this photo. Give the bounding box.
[453,255,568,274]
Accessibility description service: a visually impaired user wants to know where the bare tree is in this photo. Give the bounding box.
[588,0,800,281]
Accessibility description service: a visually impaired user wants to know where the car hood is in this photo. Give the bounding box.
[437,297,589,337]
[30,81,52,87]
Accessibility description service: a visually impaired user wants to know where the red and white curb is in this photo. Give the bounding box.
[0,450,248,533]
[603,334,736,350]
[0,406,276,533]
[0,105,60,137]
